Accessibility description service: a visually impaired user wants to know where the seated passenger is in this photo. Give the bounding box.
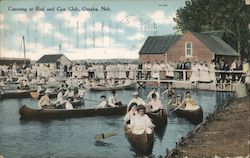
[180,91,198,110]
[127,91,145,112]
[38,91,50,109]
[108,90,122,107]
[127,105,155,135]
[95,95,108,109]
[147,93,163,113]
[124,103,138,125]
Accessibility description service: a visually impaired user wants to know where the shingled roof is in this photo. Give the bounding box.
[201,30,225,38]
[139,31,238,56]
[193,32,239,56]
[36,54,64,63]
[139,35,182,54]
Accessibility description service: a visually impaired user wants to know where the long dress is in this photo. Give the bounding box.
[190,64,199,82]
[209,63,216,82]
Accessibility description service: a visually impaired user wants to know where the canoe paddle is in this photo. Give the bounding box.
[95,131,124,141]
[94,128,147,141]
[83,98,99,103]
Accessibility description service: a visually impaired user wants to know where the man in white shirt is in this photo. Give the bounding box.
[95,95,108,109]
[38,91,50,109]
[108,90,121,107]
[127,91,145,112]
[64,87,75,100]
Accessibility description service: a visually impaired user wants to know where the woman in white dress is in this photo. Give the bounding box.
[209,61,216,82]
[127,105,155,135]
[190,62,199,82]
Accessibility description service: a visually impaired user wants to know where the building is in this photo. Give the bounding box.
[0,57,31,66]
[36,54,72,69]
[139,31,239,65]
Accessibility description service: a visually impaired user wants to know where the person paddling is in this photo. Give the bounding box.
[180,91,198,110]
[95,95,108,109]
[108,90,122,107]
[38,90,50,109]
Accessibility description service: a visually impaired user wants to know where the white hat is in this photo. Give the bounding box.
[132,91,138,95]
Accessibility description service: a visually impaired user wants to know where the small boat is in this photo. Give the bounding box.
[0,89,36,100]
[30,91,58,99]
[89,83,137,91]
[126,126,154,156]
[19,105,127,119]
[174,106,203,123]
[147,109,168,127]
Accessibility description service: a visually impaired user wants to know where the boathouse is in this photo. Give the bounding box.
[139,31,239,65]
[36,54,72,69]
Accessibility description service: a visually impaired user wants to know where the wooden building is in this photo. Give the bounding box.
[36,54,72,69]
[139,31,239,65]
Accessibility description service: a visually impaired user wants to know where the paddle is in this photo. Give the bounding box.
[94,131,124,141]
[169,104,184,114]
[94,127,146,141]
[83,98,99,103]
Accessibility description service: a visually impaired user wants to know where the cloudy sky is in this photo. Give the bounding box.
[0,0,186,60]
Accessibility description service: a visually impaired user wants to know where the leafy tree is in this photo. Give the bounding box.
[174,0,250,59]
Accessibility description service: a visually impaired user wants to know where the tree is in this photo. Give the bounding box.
[174,0,250,59]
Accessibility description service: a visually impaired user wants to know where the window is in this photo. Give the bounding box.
[185,42,193,57]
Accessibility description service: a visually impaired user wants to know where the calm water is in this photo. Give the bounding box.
[0,87,232,158]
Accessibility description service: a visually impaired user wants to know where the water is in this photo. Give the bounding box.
[0,87,232,158]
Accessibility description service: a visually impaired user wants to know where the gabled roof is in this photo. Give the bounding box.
[139,35,182,54]
[36,54,64,63]
[192,32,239,56]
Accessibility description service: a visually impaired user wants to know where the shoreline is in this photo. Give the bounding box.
[165,94,250,158]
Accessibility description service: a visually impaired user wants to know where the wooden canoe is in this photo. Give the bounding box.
[19,105,127,119]
[89,83,137,91]
[126,128,154,156]
[30,91,58,99]
[0,89,36,100]
[174,106,203,124]
[147,109,168,127]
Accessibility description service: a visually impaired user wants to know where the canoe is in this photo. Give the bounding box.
[126,127,154,156]
[0,89,36,100]
[30,91,58,99]
[89,83,137,91]
[174,106,203,124]
[147,109,167,127]
[19,105,127,119]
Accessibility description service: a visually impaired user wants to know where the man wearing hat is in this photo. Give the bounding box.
[38,90,50,109]
[95,95,108,109]
[64,87,75,101]
[127,91,145,112]
[108,90,122,107]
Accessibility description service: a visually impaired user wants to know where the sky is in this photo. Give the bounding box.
[0,0,186,60]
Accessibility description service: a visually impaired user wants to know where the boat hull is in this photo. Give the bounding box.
[89,83,136,91]
[174,106,203,124]
[147,109,168,127]
[0,89,35,100]
[19,105,127,119]
[126,130,154,156]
